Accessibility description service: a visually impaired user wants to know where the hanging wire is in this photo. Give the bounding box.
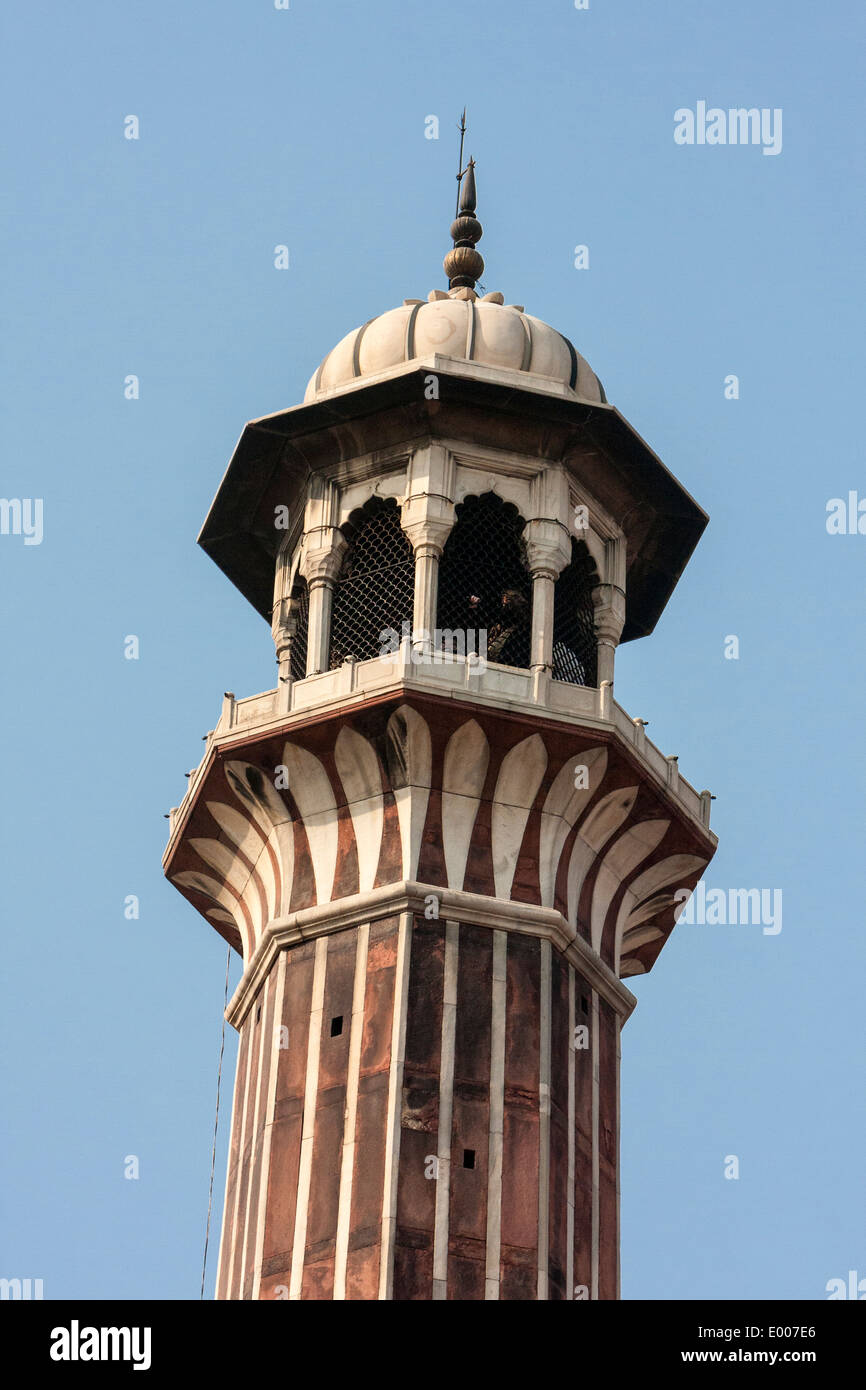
[200,944,231,1299]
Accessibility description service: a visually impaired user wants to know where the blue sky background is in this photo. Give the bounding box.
[2,0,863,1300]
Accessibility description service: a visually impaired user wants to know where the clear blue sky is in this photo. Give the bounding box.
[2,0,863,1301]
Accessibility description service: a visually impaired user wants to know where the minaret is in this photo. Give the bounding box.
[164,157,716,1300]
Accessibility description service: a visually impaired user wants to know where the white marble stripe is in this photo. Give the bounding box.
[484,929,508,1299]
[214,997,244,1300]
[239,974,272,1297]
[333,923,370,1300]
[616,1015,622,1301]
[251,953,286,1299]
[537,939,552,1300]
[289,935,328,1299]
[378,912,413,1299]
[432,922,459,1299]
[591,989,600,1301]
[566,966,576,1301]
[225,1005,256,1297]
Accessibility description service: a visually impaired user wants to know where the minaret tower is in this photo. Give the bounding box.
[164,155,716,1300]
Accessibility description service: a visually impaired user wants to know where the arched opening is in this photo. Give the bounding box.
[288,575,309,681]
[552,538,599,686]
[436,492,532,669]
[329,496,415,667]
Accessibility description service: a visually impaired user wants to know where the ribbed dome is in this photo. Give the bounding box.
[304,292,606,403]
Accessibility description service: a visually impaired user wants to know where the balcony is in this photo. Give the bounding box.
[166,641,714,848]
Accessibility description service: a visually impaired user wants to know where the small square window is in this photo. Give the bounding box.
[330,1015,343,1037]
[462,1149,475,1170]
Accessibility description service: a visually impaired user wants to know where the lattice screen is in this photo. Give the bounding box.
[288,576,309,681]
[436,492,532,669]
[329,497,415,667]
[552,538,598,686]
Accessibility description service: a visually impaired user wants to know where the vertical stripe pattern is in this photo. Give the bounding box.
[378,912,413,1299]
[566,966,576,1300]
[591,988,600,1301]
[289,935,328,1299]
[333,924,370,1298]
[485,929,507,1299]
[537,940,552,1299]
[251,955,286,1298]
[215,918,624,1301]
[432,922,459,1299]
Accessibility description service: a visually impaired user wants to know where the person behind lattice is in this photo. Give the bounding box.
[486,587,529,664]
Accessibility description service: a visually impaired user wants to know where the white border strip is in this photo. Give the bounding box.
[333,924,370,1299]
[288,935,328,1299]
[537,940,552,1299]
[224,1007,255,1298]
[432,922,459,1299]
[566,966,576,1300]
[485,929,507,1299]
[378,911,413,1299]
[251,953,286,1299]
[239,976,270,1293]
[591,988,600,1301]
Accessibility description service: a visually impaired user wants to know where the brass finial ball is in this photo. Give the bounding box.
[444,246,485,287]
[450,214,483,246]
[446,151,484,288]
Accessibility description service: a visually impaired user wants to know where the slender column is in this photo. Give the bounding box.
[400,495,456,662]
[524,519,571,676]
[307,580,332,675]
[271,544,298,688]
[591,583,626,686]
[411,544,441,660]
[272,605,298,687]
[529,568,557,673]
[299,528,347,676]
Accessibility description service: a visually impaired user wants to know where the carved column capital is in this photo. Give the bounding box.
[523,519,572,579]
[591,583,626,644]
[592,583,626,685]
[299,527,348,585]
[400,495,456,652]
[399,494,457,558]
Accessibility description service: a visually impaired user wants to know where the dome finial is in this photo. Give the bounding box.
[444,109,484,292]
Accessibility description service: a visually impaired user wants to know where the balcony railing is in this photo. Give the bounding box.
[167,642,713,838]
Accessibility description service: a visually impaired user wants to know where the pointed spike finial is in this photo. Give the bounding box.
[444,114,484,291]
[455,107,467,216]
[459,157,478,216]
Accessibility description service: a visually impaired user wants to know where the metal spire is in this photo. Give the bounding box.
[455,107,467,216]
[444,110,484,292]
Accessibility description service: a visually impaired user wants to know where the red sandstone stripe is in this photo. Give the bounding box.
[216,1017,250,1300]
[447,923,492,1300]
[598,998,618,1300]
[345,917,399,1299]
[258,942,316,1297]
[392,917,446,1298]
[300,930,356,1299]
